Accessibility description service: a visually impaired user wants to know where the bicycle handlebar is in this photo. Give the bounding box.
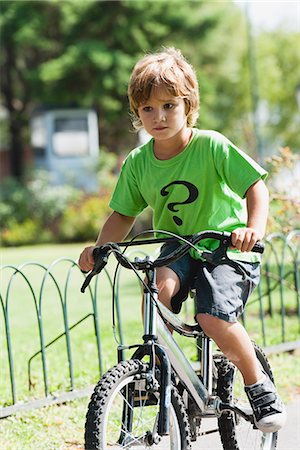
[80,230,264,293]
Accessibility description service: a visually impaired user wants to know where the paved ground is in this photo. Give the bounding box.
[190,396,300,449]
[277,396,300,450]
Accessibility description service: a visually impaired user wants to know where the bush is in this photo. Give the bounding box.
[1,147,298,247]
[0,157,118,246]
[0,172,83,246]
[1,219,53,247]
[58,195,111,242]
[96,148,119,194]
[27,172,83,226]
[265,147,300,234]
[0,177,32,225]
[0,148,121,246]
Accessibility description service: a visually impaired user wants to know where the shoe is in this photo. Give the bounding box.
[245,376,287,433]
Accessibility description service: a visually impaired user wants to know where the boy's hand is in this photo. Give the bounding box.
[231,227,263,252]
[78,246,96,272]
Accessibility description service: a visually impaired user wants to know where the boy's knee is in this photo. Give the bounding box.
[196,313,226,337]
[157,278,176,304]
[156,267,180,307]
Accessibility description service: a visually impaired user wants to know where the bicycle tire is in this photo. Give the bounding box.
[84,359,191,449]
[216,343,278,450]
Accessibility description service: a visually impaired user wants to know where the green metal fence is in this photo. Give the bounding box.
[0,230,299,417]
[243,230,300,346]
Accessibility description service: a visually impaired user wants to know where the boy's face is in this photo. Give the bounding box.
[137,86,187,142]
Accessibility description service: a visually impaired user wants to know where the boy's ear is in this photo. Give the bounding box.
[184,100,190,116]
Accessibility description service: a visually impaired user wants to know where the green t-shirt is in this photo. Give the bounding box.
[109,129,268,262]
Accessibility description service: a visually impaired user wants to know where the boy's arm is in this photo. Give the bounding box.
[231,179,269,252]
[78,211,135,272]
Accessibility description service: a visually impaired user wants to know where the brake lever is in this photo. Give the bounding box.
[202,238,230,265]
[80,247,109,293]
[80,271,95,293]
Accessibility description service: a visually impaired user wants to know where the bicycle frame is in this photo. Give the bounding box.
[82,231,271,447]
[118,260,257,439]
[118,264,216,436]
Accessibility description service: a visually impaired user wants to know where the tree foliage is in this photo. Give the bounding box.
[256,31,300,153]
[1,0,299,180]
[265,147,300,234]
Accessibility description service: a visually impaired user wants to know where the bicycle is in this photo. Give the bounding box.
[81,230,278,449]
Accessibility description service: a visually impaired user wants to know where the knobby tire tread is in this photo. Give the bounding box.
[216,343,278,450]
[84,359,191,449]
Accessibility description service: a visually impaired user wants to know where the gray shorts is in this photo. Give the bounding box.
[159,241,260,323]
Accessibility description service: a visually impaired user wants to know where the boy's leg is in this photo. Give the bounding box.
[196,313,286,432]
[194,259,263,383]
[141,266,180,333]
[153,240,195,313]
[195,260,286,432]
[196,313,262,384]
[142,266,180,310]
[156,266,181,310]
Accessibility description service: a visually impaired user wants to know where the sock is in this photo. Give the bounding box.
[245,374,267,388]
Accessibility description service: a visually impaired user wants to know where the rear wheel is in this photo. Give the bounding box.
[85,359,191,449]
[216,344,278,450]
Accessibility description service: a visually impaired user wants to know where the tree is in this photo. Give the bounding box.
[0,1,64,178]
[256,30,300,154]
[1,0,243,178]
[2,0,298,182]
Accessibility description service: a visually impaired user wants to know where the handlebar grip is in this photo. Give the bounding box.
[252,241,264,254]
[93,246,103,260]
[222,231,265,254]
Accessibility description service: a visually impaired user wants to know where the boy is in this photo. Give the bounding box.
[79,47,286,432]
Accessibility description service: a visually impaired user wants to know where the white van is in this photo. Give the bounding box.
[30,109,99,192]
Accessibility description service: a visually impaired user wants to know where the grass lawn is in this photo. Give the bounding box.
[1,351,299,450]
[1,242,299,449]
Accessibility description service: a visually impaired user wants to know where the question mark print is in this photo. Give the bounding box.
[160,180,199,226]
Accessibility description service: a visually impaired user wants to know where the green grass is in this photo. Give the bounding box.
[0,242,160,406]
[0,242,299,449]
[1,351,299,450]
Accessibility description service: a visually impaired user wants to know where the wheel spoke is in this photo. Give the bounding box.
[85,360,190,449]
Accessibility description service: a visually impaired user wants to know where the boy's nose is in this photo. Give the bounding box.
[154,108,166,123]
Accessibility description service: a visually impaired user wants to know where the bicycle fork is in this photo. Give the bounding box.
[122,267,172,438]
[142,266,210,435]
[143,268,172,436]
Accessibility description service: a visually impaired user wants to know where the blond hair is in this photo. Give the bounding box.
[128,47,199,130]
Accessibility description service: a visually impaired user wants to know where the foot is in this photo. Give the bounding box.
[245,376,287,433]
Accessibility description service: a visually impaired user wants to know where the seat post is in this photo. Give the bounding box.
[201,334,213,395]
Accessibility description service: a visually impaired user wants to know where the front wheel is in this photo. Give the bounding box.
[85,359,191,449]
[215,343,278,450]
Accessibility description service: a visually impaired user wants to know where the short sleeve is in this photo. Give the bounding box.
[211,132,268,198]
[109,157,148,216]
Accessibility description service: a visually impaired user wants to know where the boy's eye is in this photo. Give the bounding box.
[164,103,174,109]
[142,106,152,112]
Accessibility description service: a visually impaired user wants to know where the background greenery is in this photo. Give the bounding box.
[1,0,299,246]
[0,145,299,246]
[1,0,299,178]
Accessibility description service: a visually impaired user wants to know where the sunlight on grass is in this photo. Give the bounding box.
[0,242,299,449]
